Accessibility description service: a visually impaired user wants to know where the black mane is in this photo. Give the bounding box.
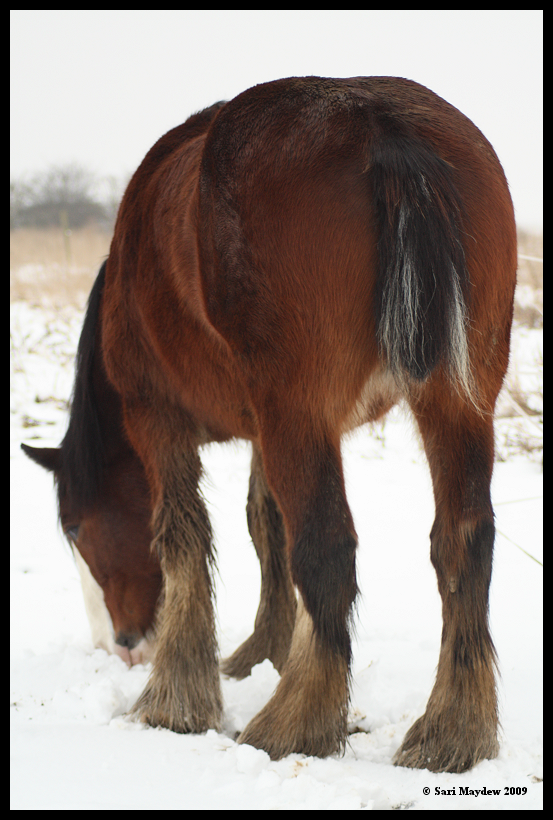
[58,260,108,514]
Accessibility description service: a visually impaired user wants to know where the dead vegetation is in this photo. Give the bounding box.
[10,225,110,308]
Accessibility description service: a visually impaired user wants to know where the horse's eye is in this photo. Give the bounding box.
[65,526,80,544]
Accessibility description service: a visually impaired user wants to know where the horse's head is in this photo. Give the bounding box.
[21,442,161,666]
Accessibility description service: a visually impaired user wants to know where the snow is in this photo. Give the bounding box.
[11,301,542,809]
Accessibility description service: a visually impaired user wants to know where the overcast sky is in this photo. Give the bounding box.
[11,10,542,230]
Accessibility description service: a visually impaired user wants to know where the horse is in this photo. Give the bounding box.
[22,76,516,772]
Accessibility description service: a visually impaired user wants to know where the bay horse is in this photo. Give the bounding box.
[22,76,516,773]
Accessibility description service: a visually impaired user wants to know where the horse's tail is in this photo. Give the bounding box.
[369,129,475,403]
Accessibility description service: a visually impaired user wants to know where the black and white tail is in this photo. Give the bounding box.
[370,132,475,403]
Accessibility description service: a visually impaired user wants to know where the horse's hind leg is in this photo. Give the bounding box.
[394,392,499,773]
[238,421,357,759]
[221,445,297,678]
[124,406,222,734]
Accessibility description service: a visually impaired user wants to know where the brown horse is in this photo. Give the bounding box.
[23,76,516,772]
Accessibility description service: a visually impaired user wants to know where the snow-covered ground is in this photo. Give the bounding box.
[11,300,542,809]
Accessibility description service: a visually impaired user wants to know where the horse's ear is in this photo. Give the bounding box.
[21,443,61,473]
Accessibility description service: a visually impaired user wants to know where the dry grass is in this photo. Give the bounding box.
[10,226,111,308]
[498,229,543,461]
[514,229,543,328]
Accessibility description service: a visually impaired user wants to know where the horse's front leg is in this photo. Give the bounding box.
[125,406,222,734]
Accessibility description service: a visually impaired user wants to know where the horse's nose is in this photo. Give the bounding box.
[114,632,140,664]
[114,632,154,666]
[115,631,141,651]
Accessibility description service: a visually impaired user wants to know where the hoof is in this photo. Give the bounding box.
[238,691,346,760]
[132,678,222,734]
[393,712,499,773]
